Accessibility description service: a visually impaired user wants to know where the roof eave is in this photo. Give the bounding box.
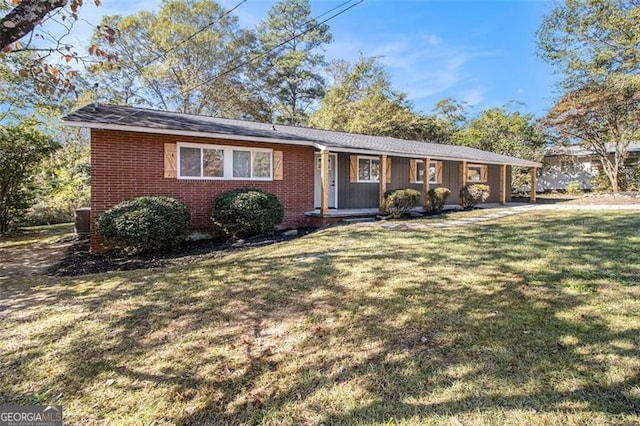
[64,120,542,168]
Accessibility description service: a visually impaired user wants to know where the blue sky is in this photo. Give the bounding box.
[74,0,560,118]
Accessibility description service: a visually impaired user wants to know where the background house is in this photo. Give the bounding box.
[538,143,640,191]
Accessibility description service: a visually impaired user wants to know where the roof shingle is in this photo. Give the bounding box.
[64,104,541,167]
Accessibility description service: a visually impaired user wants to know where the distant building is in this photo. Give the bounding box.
[538,143,640,191]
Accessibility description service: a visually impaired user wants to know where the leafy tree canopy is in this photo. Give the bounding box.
[257,0,332,125]
[0,121,59,233]
[537,0,640,89]
[90,0,265,119]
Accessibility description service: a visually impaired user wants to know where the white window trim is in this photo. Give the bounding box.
[177,142,273,181]
[357,155,381,183]
[415,160,438,184]
[466,163,487,183]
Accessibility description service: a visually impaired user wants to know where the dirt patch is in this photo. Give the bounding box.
[47,228,317,277]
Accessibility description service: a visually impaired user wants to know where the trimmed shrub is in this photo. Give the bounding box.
[565,180,583,195]
[459,184,490,209]
[425,187,451,214]
[384,188,421,218]
[96,196,190,252]
[211,188,284,239]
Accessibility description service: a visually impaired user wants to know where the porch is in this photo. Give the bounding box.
[305,203,530,226]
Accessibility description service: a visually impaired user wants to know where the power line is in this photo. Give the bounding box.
[142,0,248,68]
[176,0,364,99]
[97,0,364,129]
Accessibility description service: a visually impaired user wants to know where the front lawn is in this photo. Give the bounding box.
[1,211,639,424]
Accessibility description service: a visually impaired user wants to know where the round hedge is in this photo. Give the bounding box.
[96,196,190,252]
[211,188,284,239]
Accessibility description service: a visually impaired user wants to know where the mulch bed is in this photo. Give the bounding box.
[48,228,317,277]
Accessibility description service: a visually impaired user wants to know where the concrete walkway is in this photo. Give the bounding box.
[364,202,640,230]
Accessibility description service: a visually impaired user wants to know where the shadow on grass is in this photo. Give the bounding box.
[1,212,639,423]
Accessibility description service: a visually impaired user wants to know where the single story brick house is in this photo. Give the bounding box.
[64,104,541,252]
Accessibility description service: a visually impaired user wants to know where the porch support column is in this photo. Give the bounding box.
[320,149,330,215]
[500,164,507,205]
[461,160,467,189]
[530,167,537,204]
[422,157,431,210]
[379,154,388,213]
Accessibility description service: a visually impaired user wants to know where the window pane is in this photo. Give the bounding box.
[358,158,370,181]
[180,147,201,177]
[253,152,271,178]
[203,148,224,177]
[370,159,381,181]
[417,162,425,182]
[429,162,437,183]
[233,151,251,178]
[468,166,482,182]
[233,150,251,178]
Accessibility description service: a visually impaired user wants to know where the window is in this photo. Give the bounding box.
[358,156,381,182]
[467,164,487,182]
[415,160,438,184]
[178,143,272,180]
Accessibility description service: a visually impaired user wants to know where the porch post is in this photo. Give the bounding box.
[379,154,388,213]
[423,157,431,210]
[530,167,537,204]
[500,164,507,205]
[320,149,329,215]
[461,160,467,189]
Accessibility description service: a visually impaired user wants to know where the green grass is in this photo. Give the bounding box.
[0,223,74,248]
[1,211,639,425]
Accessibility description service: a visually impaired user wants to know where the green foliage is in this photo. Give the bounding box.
[27,130,90,225]
[309,56,429,140]
[256,0,332,125]
[91,0,264,119]
[425,187,451,214]
[590,170,612,193]
[96,196,191,252]
[537,0,640,89]
[459,184,490,209]
[565,180,583,195]
[452,104,545,163]
[211,188,284,239]
[0,121,59,234]
[620,165,640,191]
[383,188,421,219]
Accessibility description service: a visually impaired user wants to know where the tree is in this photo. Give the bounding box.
[28,128,90,225]
[537,0,640,89]
[256,0,332,125]
[452,104,545,188]
[309,56,429,140]
[0,0,114,94]
[541,75,640,192]
[0,121,59,233]
[90,0,265,119]
[430,97,469,143]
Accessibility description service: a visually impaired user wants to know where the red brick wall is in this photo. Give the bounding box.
[90,129,315,252]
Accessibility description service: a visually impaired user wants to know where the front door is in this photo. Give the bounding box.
[314,153,337,208]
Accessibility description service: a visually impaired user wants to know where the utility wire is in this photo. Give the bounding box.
[97,0,364,129]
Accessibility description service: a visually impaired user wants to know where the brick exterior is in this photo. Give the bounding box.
[90,129,315,253]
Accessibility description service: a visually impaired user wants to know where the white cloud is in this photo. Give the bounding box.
[460,87,487,106]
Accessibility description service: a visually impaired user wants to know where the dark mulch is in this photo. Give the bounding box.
[48,228,317,277]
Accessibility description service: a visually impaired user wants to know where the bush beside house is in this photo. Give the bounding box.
[425,187,451,214]
[211,188,284,239]
[96,196,190,252]
[460,184,490,209]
